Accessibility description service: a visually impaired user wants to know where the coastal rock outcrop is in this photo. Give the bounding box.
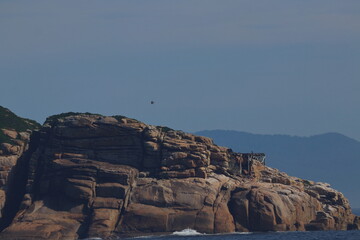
[0,130,30,219]
[0,112,358,239]
[0,106,40,227]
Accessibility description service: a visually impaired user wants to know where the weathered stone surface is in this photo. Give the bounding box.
[0,113,358,239]
[118,176,236,234]
[1,129,18,139]
[0,131,33,222]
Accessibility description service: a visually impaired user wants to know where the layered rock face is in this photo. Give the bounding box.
[0,106,40,226]
[0,113,358,239]
[0,129,30,218]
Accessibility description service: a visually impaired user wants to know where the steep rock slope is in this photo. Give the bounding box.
[195,130,360,207]
[0,106,40,226]
[0,113,358,239]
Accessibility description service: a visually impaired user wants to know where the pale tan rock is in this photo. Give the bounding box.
[1,129,18,139]
[0,113,357,240]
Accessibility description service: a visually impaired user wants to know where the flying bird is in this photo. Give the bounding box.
[150,101,155,104]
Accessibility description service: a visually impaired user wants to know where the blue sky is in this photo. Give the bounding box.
[1,1,360,140]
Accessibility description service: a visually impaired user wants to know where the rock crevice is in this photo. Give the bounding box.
[0,113,358,239]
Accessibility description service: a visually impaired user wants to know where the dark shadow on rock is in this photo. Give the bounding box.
[0,131,40,231]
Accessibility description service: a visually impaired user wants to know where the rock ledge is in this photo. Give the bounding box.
[0,113,358,239]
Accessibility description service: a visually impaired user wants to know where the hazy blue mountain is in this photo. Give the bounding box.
[352,208,360,216]
[353,209,360,216]
[195,130,360,209]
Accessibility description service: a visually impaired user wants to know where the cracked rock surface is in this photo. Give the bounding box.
[0,113,358,239]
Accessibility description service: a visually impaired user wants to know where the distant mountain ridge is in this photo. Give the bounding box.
[195,130,360,208]
[353,209,360,216]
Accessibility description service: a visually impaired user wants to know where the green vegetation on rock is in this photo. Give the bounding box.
[0,131,12,144]
[45,112,101,125]
[46,113,142,125]
[0,106,41,144]
[112,115,140,123]
[156,126,174,132]
[111,115,127,122]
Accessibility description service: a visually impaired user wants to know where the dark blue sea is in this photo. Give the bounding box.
[122,230,360,240]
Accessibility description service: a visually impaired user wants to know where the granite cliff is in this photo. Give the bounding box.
[0,110,359,239]
[0,106,40,227]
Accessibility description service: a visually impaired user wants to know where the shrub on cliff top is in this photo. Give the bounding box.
[112,115,141,123]
[46,112,143,125]
[0,106,41,144]
[156,126,174,132]
[45,112,102,125]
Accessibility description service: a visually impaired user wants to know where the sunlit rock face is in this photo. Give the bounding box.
[0,106,40,226]
[0,130,30,218]
[0,113,358,239]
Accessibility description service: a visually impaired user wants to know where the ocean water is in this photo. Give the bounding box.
[123,230,360,240]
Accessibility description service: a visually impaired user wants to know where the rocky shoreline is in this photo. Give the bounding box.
[0,111,359,239]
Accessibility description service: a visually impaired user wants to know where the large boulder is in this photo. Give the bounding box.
[0,112,358,239]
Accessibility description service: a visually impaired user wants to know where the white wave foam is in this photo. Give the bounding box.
[80,238,103,240]
[172,228,203,236]
[132,236,157,239]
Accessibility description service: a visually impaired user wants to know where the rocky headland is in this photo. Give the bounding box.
[0,108,359,239]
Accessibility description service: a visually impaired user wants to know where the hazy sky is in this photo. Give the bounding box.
[1,1,360,140]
